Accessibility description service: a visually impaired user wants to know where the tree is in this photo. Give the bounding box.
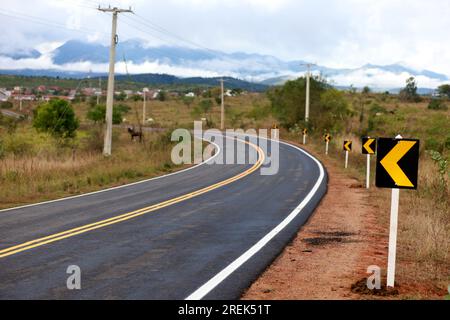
[182,96,194,108]
[86,104,127,125]
[191,99,213,119]
[362,86,371,94]
[399,77,421,102]
[268,76,329,128]
[438,84,450,98]
[33,99,79,139]
[319,89,352,132]
[157,91,167,101]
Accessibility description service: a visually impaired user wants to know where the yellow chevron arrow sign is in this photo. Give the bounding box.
[380,140,417,188]
[363,138,376,154]
[343,141,352,151]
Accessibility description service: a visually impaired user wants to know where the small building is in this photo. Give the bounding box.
[185,92,195,98]
[37,85,47,93]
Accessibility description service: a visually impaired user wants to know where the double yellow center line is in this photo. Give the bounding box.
[0,139,265,259]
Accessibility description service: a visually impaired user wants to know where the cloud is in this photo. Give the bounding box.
[328,69,446,89]
[1,0,449,82]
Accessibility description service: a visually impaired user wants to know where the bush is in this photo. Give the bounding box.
[4,135,34,156]
[369,102,387,115]
[0,139,4,159]
[33,99,79,139]
[0,101,13,109]
[86,104,129,125]
[268,76,330,128]
[428,99,448,111]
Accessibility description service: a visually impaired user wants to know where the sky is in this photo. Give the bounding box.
[0,0,449,87]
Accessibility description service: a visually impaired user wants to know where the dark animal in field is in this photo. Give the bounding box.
[127,126,143,142]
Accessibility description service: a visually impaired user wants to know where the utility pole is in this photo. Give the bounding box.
[301,63,316,123]
[220,78,225,130]
[97,77,101,105]
[98,6,133,156]
[143,88,149,125]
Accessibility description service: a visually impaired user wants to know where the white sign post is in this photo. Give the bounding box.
[325,141,329,155]
[345,150,349,169]
[366,154,371,189]
[387,187,400,288]
[386,134,403,288]
[303,134,307,145]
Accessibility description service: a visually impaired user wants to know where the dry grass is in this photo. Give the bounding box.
[283,127,449,298]
[0,129,178,209]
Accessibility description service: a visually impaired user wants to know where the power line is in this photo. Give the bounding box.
[0,9,108,36]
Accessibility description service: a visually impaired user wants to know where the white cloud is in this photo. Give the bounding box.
[0,0,449,83]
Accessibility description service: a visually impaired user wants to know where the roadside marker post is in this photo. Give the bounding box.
[343,141,352,168]
[272,124,279,140]
[376,135,420,288]
[362,137,377,189]
[324,134,331,155]
[302,129,308,145]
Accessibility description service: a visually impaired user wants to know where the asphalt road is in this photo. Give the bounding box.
[0,133,327,300]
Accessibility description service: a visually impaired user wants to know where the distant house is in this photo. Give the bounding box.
[68,90,77,100]
[152,90,161,99]
[82,88,97,97]
[14,94,35,101]
[225,89,234,97]
[37,85,46,93]
[124,90,133,98]
[185,92,195,97]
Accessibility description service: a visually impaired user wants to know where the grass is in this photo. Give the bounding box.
[282,94,449,299]
[0,124,181,209]
[1,90,448,298]
[0,93,273,209]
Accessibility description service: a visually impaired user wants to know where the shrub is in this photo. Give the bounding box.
[4,135,34,156]
[428,99,448,111]
[369,102,387,115]
[86,104,129,125]
[33,99,79,139]
[0,101,13,109]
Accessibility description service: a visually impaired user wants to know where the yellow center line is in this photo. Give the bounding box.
[0,139,265,259]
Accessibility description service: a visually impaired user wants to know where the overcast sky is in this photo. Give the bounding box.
[1,0,449,76]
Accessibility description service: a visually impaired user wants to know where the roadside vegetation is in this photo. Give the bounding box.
[1,75,448,298]
[271,76,449,299]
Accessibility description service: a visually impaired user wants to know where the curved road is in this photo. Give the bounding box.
[0,134,327,300]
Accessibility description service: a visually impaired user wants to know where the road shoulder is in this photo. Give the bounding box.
[242,143,388,300]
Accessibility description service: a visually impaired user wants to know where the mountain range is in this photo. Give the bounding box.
[0,39,448,91]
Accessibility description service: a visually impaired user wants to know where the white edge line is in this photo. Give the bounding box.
[0,139,221,213]
[185,139,326,300]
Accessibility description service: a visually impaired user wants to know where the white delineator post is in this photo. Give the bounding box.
[345,150,349,169]
[303,134,306,145]
[366,154,371,189]
[325,141,329,155]
[220,78,225,130]
[387,134,403,288]
[387,187,400,288]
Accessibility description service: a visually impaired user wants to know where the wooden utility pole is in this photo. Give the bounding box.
[98,6,133,156]
[220,78,225,130]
